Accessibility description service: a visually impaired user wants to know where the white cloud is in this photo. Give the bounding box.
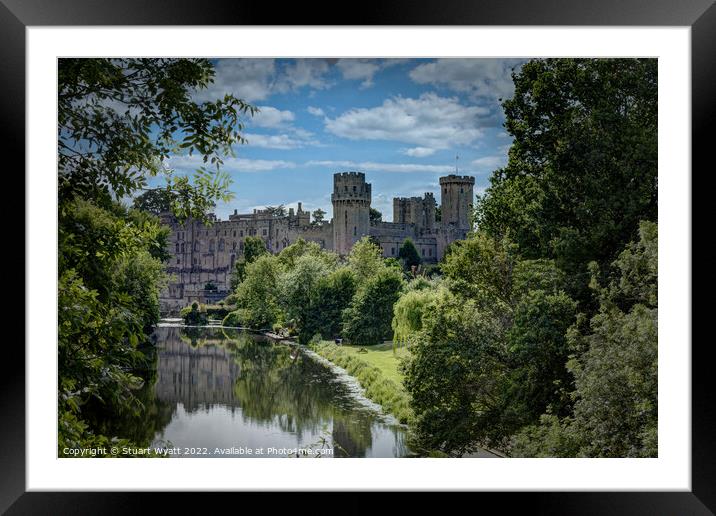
[336,59,381,88]
[277,59,332,92]
[307,106,325,117]
[471,155,507,172]
[250,106,295,128]
[194,59,277,103]
[335,58,410,88]
[307,160,453,174]
[409,58,525,101]
[168,154,296,173]
[242,133,306,150]
[324,93,489,149]
[401,147,437,158]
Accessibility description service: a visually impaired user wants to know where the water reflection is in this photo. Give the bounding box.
[147,326,410,457]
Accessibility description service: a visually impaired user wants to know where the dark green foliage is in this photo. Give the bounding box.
[312,208,326,225]
[475,58,657,302]
[400,59,657,457]
[342,268,404,345]
[59,58,255,220]
[306,268,357,340]
[231,236,268,288]
[180,302,208,325]
[132,188,177,216]
[398,238,421,270]
[370,207,383,223]
[510,221,657,457]
[58,58,253,453]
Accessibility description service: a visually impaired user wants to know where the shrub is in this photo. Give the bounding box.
[180,302,208,325]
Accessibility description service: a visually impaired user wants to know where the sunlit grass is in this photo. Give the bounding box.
[310,341,413,424]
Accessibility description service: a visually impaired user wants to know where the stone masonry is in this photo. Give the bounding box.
[159,171,474,313]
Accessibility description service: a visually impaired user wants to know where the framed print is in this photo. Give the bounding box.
[3,0,713,513]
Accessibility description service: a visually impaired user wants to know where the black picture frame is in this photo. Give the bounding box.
[3,1,711,513]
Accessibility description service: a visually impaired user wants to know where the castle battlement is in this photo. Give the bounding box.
[160,169,476,313]
[439,175,475,185]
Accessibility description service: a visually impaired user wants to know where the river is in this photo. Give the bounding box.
[111,324,413,458]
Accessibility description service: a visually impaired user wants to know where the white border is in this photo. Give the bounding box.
[27,27,691,491]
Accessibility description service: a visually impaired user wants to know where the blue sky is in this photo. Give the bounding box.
[161,58,525,222]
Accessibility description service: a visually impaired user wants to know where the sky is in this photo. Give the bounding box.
[159,58,525,222]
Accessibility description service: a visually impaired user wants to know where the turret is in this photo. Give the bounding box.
[439,175,475,230]
[331,172,371,255]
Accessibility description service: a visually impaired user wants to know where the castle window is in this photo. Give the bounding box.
[263,229,267,236]
[444,188,447,194]
[353,185,356,192]
[232,241,236,250]
[460,188,464,193]
[233,231,236,237]
[209,240,215,252]
[181,243,185,253]
[353,226,357,236]
[344,185,348,192]
[175,243,179,252]
[421,248,425,256]
[429,248,432,257]
[176,258,180,264]
[391,247,395,255]
[219,239,225,251]
[240,230,244,237]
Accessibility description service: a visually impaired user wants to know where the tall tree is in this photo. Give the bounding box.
[312,208,326,225]
[57,58,255,453]
[475,58,657,302]
[398,238,421,270]
[370,207,383,223]
[59,58,256,220]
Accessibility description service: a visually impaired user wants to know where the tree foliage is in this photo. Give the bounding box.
[475,58,657,301]
[398,238,421,270]
[342,268,404,345]
[58,58,253,452]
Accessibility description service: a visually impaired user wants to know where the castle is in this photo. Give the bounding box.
[159,172,474,313]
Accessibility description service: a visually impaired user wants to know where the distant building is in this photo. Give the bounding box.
[159,171,474,313]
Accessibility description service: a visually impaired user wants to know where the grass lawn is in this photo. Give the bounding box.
[310,341,413,423]
[337,342,410,385]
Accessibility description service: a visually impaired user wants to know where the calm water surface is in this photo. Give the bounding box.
[125,325,412,458]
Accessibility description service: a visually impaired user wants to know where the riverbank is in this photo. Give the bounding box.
[308,341,413,425]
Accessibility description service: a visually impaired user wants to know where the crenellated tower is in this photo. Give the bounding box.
[332,172,371,255]
[439,175,475,230]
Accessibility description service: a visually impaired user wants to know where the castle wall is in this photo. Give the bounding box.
[159,171,475,313]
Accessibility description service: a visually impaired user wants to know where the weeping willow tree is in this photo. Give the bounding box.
[391,289,438,354]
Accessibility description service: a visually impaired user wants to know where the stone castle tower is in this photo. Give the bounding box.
[332,172,371,255]
[439,175,475,230]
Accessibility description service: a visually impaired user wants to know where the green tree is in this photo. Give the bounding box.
[57,58,253,452]
[398,238,421,270]
[277,238,338,270]
[59,58,255,220]
[278,254,332,344]
[312,208,326,225]
[232,255,281,329]
[231,236,268,287]
[306,267,357,340]
[475,58,657,302]
[132,188,177,216]
[370,207,382,223]
[265,204,287,217]
[347,236,385,284]
[342,268,404,345]
[511,221,657,457]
